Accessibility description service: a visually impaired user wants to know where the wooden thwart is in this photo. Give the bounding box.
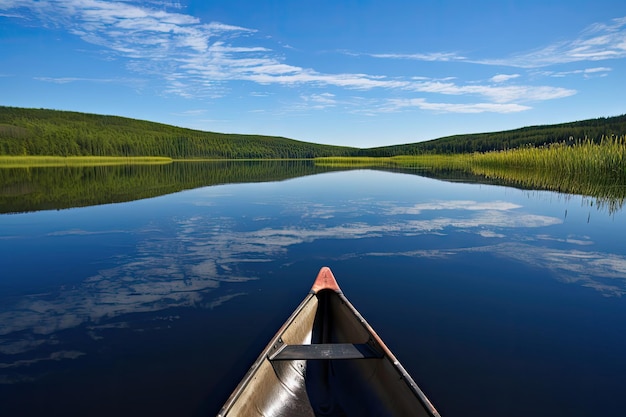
[269,343,383,361]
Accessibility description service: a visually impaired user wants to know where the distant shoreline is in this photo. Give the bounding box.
[0,155,326,168]
[0,156,173,168]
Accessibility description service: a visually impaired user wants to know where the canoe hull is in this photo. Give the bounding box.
[217,267,440,417]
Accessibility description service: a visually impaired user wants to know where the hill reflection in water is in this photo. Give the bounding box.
[1,160,624,215]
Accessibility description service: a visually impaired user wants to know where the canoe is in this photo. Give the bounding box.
[217,267,441,417]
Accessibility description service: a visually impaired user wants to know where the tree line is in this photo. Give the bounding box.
[360,115,626,156]
[0,106,356,159]
[1,106,625,158]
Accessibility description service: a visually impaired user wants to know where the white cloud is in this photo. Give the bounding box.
[540,66,612,78]
[583,66,613,73]
[490,73,520,83]
[300,93,337,109]
[174,109,207,116]
[478,230,506,238]
[34,76,145,88]
[406,81,576,103]
[368,51,467,61]
[383,98,531,114]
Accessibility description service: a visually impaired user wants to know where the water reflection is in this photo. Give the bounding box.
[1,169,625,417]
[2,160,625,217]
[0,160,344,214]
[3,190,621,360]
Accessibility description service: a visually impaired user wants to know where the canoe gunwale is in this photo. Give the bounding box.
[216,291,317,416]
[332,287,441,417]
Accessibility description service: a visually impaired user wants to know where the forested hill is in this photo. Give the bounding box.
[2,106,626,158]
[360,114,626,156]
[0,106,356,159]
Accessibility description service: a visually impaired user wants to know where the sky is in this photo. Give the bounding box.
[1,1,626,148]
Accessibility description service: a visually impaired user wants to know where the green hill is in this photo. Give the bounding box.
[1,106,625,158]
[360,114,626,156]
[0,106,356,159]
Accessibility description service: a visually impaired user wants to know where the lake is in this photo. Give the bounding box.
[1,162,626,417]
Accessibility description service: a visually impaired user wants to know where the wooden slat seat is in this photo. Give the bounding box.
[268,343,382,361]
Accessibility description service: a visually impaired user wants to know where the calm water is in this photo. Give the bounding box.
[1,166,626,417]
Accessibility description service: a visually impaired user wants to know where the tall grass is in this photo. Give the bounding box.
[468,136,626,214]
[315,154,472,169]
[317,135,625,175]
[315,136,626,213]
[470,135,625,175]
[314,156,394,167]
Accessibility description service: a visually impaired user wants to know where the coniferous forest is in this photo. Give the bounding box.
[361,114,626,156]
[1,106,625,158]
[0,106,356,159]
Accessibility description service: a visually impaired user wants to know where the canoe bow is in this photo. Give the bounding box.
[217,267,441,417]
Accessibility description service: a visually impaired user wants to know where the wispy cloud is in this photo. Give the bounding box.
[382,98,531,114]
[404,80,575,103]
[375,79,575,114]
[1,0,581,114]
[365,16,626,69]
[481,16,626,68]
[35,76,120,84]
[538,66,612,78]
[3,1,414,93]
[173,109,207,116]
[368,51,467,62]
[301,92,336,107]
[46,228,128,236]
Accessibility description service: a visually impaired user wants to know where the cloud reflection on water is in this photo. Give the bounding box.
[0,256,254,337]
[0,196,622,377]
[387,200,523,214]
[0,200,562,339]
[364,242,626,297]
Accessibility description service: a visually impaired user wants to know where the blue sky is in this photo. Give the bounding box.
[1,1,626,147]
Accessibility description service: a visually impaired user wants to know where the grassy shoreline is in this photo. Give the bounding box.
[2,140,625,214]
[316,137,626,213]
[0,156,317,168]
[316,136,626,174]
[0,155,173,168]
